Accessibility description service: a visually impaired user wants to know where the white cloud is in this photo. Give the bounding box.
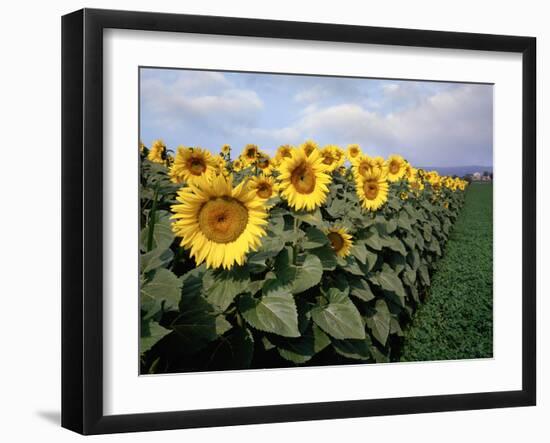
[251,84,492,166]
[141,73,264,136]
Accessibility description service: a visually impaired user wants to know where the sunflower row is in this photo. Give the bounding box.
[141,139,468,270]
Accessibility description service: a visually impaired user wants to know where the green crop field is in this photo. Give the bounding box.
[401,182,493,361]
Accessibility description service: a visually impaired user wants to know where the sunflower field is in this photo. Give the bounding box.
[139,140,468,373]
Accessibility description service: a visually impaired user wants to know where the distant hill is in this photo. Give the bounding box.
[417,165,493,178]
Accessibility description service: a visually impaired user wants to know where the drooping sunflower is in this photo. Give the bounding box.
[300,140,319,157]
[242,144,259,165]
[248,174,279,200]
[147,139,167,163]
[355,168,389,211]
[326,227,353,258]
[386,154,406,182]
[169,146,218,184]
[171,174,268,269]
[278,146,332,211]
[346,144,362,161]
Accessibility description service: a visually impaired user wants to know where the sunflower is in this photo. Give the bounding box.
[409,178,425,194]
[326,227,353,258]
[352,155,372,178]
[169,146,218,184]
[242,144,259,165]
[426,171,442,192]
[278,146,332,211]
[256,151,274,175]
[274,145,294,165]
[248,175,279,200]
[332,145,346,168]
[221,144,231,155]
[443,176,456,190]
[400,191,409,201]
[139,141,145,155]
[233,158,245,172]
[171,174,268,269]
[320,146,340,172]
[355,168,389,211]
[386,154,406,182]
[147,139,167,163]
[346,144,362,161]
[352,155,387,180]
[424,170,440,185]
[443,201,449,209]
[300,140,319,157]
[213,155,228,176]
[403,162,417,182]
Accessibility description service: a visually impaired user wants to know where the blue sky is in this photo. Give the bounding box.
[140,68,493,167]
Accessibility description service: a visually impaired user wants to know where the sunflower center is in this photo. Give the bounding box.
[187,157,207,176]
[358,162,370,176]
[327,232,344,252]
[389,161,400,174]
[198,198,248,244]
[363,180,379,200]
[256,183,273,199]
[290,163,317,194]
[322,155,334,166]
[245,149,256,159]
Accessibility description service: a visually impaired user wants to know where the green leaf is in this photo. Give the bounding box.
[364,230,383,251]
[140,247,174,273]
[349,277,375,302]
[309,245,338,271]
[141,268,182,311]
[140,212,174,251]
[275,330,316,364]
[303,227,329,249]
[311,288,365,340]
[206,327,254,370]
[341,255,364,276]
[371,266,406,304]
[140,322,171,354]
[274,247,296,282]
[291,254,323,294]
[171,300,229,355]
[202,267,250,312]
[262,278,291,297]
[366,299,391,346]
[351,242,369,264]
[331,338,371,360]
[380,236,407,256]
[419,264,431,286]
[313,324,331,353]
[238,292,300,337]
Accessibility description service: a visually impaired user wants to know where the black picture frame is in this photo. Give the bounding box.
[61,8,536,435]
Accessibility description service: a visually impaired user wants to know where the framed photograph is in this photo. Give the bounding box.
[61,8,536,435]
